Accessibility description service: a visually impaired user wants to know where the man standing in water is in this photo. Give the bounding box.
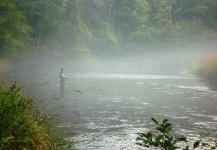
[60,68,68,97]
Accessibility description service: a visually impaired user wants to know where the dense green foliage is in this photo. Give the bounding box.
[0,83,74,150]
[0,0,30,57]
[1,0,217,59]
[136,118,216,150]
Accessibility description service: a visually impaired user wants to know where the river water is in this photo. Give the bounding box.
[52,72,217,150]
[7,49,217,149]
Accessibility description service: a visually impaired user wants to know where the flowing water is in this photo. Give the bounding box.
[52,73,217,150]
[6,49,217,149]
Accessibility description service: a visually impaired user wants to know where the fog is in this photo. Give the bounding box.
[42,44,216,76]
[5,41,217,149]
[9,42,217,107]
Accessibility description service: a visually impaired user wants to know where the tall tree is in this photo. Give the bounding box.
[82,0,119,57]
[201,0,217,30]
[61,0,92,57]
[17,0,66,52]
[112,0,150,49]
[0,0,30,57]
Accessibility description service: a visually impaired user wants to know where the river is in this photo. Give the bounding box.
[7,50,217,149]
[52,72,217,150]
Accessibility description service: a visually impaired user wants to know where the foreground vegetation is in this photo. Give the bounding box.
[0,82,74,150]
[136,118,217,150]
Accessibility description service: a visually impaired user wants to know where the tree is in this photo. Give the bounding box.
[60,0,92,57]
[201,0,217,30]
[145,0,180,48]
[68,0,119,58]
[0,0,30,57]
[112,0,150,50]
[17,0,66,52]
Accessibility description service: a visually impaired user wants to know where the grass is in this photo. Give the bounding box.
[0,82,74,150]
[187,62,202,76]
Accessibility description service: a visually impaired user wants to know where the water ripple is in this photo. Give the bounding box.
[78,73,193,80]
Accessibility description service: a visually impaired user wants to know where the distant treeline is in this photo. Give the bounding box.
[1,0,217,59]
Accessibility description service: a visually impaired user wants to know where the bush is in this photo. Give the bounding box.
[0,83,74,150]
[187,62,202,76]
[197,52,217,89]
[136,118,216,150]
[201,52,217,74]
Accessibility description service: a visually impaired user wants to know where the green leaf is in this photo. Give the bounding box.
[136,137,143,141]
[183,145,189,150]
[144,145,150,148]
[166,126,173,133]
[143,139,149,144]
[193,140,200,149]
[136,133,146,138]
[146,132,152,139]
[155,135,163,142]
[2,136,14,143]
[162,119,168,124]
[151,118,158,125]
[178,136,187,142]
[164,140,172,147]
[137,132,152,140]
[136,142,143,146]
[165,123,172,128]
[156,127,165,133]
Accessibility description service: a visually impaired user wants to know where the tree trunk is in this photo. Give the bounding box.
[37,28,42,50]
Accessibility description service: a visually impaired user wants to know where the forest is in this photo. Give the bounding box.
[1,0,217,63]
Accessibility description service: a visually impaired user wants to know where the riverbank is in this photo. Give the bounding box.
[188,52,217,90]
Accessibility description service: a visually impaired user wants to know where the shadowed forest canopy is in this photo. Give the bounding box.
[1,0,217,60]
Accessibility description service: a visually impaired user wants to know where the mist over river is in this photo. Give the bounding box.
[7,51,217,149]
[54,72,217,150]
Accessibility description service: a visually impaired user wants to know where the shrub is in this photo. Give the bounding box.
[197,52,217,89]
[201,52,217,74]
[187,62,202,76]
[0,83,74,150]
[136,118,216,150]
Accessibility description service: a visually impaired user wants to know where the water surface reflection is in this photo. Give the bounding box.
[61,73,217,149]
